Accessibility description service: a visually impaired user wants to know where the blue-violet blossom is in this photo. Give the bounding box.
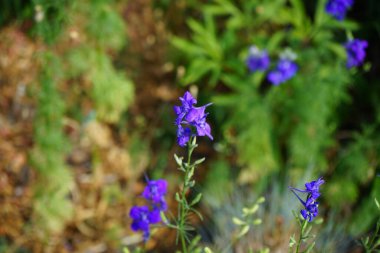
[289,177,325,221]
[246,46,270,72]
[345,39,368,69]
[142,179,168,211]
[174,91,213,147]
[130,178,168,240]
[174,91,196,125]
[130,206,161,240]
[325,0,354,20]
[267,51,298,86]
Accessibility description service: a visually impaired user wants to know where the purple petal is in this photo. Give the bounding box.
[148,209,161,224]
[195,122,213,140]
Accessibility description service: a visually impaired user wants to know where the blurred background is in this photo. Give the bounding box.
[0,0,379,252]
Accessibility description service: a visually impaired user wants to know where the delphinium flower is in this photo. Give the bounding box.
[130,178,168,240]
[267,49,298,86]
[289,177,325,221]
[130,206,161,240]
[246,46,270,73]
[142,179,168,211]
[345,39,368,69]
[174,91,196,126]
[325,0,354,20]
[174,91,213,147]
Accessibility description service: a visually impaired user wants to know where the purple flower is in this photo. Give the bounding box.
[267,58,298,85]
[177,125,192,147]
[130,178,168,240]
[300,198,319,221]
[289,178,324,222]
[185,105,213,140]
[325,0,354,20]
[174,91,197,125]
[174,91,213,147]
[290,177,325,199]
[345,39,368,69]
[246,46,270,72]
[130,206,161,240]
[305,177,325,199]
[142,179,168,211]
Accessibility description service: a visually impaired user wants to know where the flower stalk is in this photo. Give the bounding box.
[175,136,204,253]
[295,218,307,253]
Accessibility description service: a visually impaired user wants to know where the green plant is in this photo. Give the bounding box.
[170,0,378,234]
[360,199,380,252]
[64,0,134,123]
[30,53,73,236]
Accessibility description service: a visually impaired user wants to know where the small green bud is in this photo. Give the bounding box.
[160,211,169,224]
[375,197,380,211]
[289,235,296,247]
[237,225,250,237]
[242,204,259,216]
[192,136,197,146]
[190,193,202,206]
[204,247,213,253]
[256,196,265,204]
[174,154,184,165]
[187,167,195,181]
[232,217,246,225]
[175,192,181,202]
[313,217,324,225]
[194,157,205,165]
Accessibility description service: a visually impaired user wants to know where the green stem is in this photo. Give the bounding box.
[367,220,380,252]
[180,232,187,253]
[178,137,195,253]
[346,29,353,41]
[295,218,307,253]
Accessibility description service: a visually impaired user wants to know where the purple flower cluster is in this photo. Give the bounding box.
[174,91,213,147]
[267,58,298,86]
[325,0,354,20]
[142,179,168,211]
[130,179,168,240]
[345,39,368,69]
[130,206,160,240]
[289,177,325,222]
[245,46,298,85]
[246,46,270,72]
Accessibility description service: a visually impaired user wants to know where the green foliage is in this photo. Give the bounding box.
[326,127,380,209]
[90,51,134,123]
[170,137,208,252]
[172,0,349,179]
[204,160,232,204]
[349,178,380,235]
[290,212,322,253]
[30,53,73,235]
[32,0,73,44]
[232,197,265,238]
[0,0,72,43]
[64,0,134,123]
[79,0,127,51]
[0,0,29,25]
[170,0,378,233]
[360,199,380,252]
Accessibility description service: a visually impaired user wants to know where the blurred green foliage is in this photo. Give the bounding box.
[66,47,134,123]
[65,0,133,123]
[1,0,134,247]
[31,53,73,235]
[170,0,380,234]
